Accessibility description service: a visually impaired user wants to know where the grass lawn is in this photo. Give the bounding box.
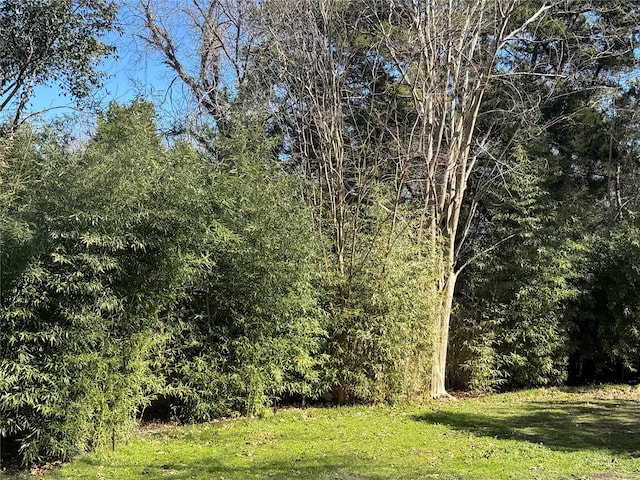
[4,385,640,479]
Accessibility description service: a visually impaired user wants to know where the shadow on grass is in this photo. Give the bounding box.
[414,398,640,455]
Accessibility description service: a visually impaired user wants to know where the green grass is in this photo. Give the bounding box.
[5,386,640,479]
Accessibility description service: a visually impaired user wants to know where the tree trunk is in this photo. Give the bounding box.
[431,270,457,398]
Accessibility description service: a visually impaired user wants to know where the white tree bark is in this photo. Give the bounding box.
[379,0,552,397]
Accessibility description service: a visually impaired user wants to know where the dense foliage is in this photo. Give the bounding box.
[0,101,212,464]
[157,117,325,421]
[0,0,118,127]
[0,103,324,464]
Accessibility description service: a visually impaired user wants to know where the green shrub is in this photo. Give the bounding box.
[157,116,325,421]
[0,101,217,464]
[323,209,441,403]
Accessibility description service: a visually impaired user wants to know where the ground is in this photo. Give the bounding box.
[3,385,640,479]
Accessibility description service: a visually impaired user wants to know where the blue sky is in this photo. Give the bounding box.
[26,7,175,128]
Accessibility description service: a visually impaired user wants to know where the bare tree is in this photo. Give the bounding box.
[371,0,553,397]
[137,0,259,136]
[255,0,439,402]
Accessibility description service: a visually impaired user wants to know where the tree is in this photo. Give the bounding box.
[253,0,442,403]
[133,0,640,400]
[450,143,584,390]
[137,0,258,138]
[369,0,640,397]
[446,0,640,390]
[367,0,553,397]
[0,0,118,130]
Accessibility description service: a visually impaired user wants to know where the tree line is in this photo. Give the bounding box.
[1,0,639,467]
